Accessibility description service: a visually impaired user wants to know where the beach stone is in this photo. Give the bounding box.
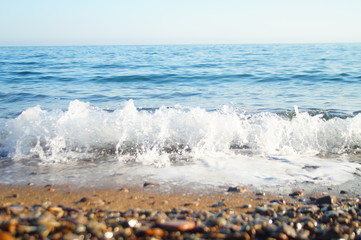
[277,232,289,240]
[118,187,129,193]
[298,205,319,214]
[157,220,195,231]
[278,224,296,238]
[215,217,227,227]
[143,182,160,187]
[236,232,251,240]
[289,191,303,198]
[297,230,310,240]
[211,202,226,207]
[127,219,139,228]
[183,201,199,207]
[255,206,276,217]
[315,195,337,205]
[8,205,24,214]
[241,204,252,209]
[63,233,81,240]
[0,232,15,240]
[255,192,265,196]
[11,194,19,198]
[77,196,105,205]
[325,209,346,218]
[270,199,286,205]
[161,200,169,205]
[78,197,88,203]
[144,228,165,237]
[227,186,250,193]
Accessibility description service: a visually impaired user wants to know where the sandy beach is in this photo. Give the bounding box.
[0,184,289,213]
[1,183,360,239]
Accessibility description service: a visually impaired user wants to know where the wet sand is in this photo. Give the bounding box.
[0,184,291,213]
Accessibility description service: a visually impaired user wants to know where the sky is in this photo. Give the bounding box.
[0,0,360,46]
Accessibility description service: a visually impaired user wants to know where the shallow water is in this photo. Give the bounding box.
[0,44,361,192]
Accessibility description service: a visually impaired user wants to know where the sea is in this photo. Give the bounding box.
[0,44,361,193]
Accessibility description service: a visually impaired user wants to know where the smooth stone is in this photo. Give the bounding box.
[289,191,303,197]
[143,182,161,187]
[118,187,129,193]
[279,224,297,238]
[157,220,195,231]
[0,232,15,240]
[211,202,226,207]
[144,228,165,237]
[184,201,199,207]
[297,205,319,214]
[215,217,227,227]
[315,195,337,205]
[227,186,250,193]
[241,204,252,209]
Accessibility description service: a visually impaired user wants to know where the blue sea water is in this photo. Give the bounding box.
[0,44,361,191]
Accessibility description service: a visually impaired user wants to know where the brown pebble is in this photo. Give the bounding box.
[48,206,63,212]
[289,191,303,197]
[0,232,15,240]
[234,232,251,240]
[144,228,165,237]
[118,187,129,193]
[76,196,105,205]
[183,201,199,207]
[277,232,289,240]
[157,220,195,231]
[161,200,169,205]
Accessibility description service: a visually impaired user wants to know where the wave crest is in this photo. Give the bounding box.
[1,100,360,164]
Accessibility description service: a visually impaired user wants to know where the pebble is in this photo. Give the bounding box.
[76,196,105,205]
[0,232,15,240]
[144,228,165,237]
[211,202,226,207]
[0,194,360,239]
[157,220,196,231]
[118,187,129,193]
[143,182,161,187]
[255,192,266,196]
[241,204,252,209]
[11,194,19,199]
[315,195,337,204]
[183,201,199,207]
[227,186,250,193]
[289,191,303,198]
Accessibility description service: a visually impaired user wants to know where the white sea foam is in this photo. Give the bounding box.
[0,100,360,189]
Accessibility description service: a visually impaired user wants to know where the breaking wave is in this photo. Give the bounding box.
[0,100,360,165]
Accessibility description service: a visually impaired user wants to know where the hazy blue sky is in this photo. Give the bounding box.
[1,0,360,46]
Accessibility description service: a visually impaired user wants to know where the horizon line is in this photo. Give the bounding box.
[1,41,361,48]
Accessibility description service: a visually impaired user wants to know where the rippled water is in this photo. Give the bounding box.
[0,44,361,191]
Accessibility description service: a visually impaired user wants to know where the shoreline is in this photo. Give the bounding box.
[1,183,360,239]
[0,183,292,213]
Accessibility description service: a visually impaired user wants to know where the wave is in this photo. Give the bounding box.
[0,100,360,165]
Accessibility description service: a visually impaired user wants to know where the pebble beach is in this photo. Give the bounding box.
[1,44,361,239]
[1,184,360,239]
